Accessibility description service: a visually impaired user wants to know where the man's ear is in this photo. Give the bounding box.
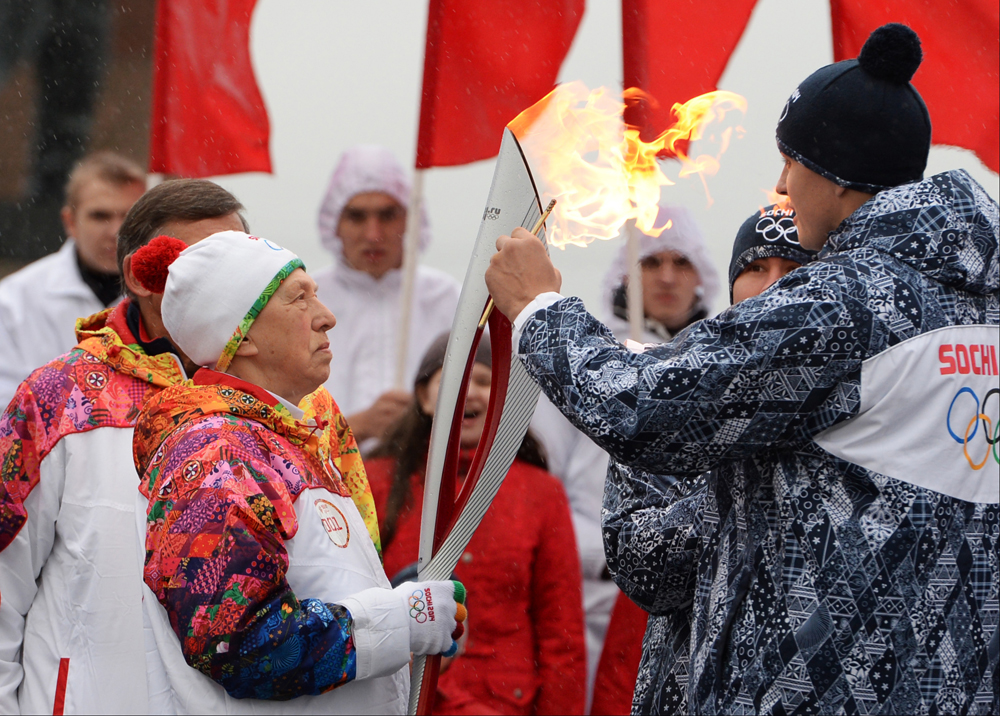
[122,255,154,298]
[60,205,76,238]
[235,335,259,357]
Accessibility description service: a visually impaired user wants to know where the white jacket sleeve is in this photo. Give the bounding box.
[336,587,413,680]
[0,445,66,715]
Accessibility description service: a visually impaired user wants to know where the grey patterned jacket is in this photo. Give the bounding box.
[518,170,999,715]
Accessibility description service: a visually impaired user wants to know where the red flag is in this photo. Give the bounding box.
[415,0,584,169]
[149,0,271,177]
[831,0,999,173]
[621,0,758,140]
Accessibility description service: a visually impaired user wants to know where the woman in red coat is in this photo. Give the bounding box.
[367,334,587,716]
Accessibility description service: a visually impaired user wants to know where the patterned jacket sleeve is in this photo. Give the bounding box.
[144,441,359,700]
[518,275,867,477]
[602,463,709,615]
[0,383,61,714]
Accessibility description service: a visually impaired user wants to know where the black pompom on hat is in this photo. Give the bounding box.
[776,23,931,193]
[728,205,816,301]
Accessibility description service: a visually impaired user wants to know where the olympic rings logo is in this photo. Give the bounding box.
[408,589,428,623]
[246,235,284,252]
[946,387,1000,469]
[755,214,799,245]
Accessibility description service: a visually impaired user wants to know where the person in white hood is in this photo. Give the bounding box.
[602,206,720,343]
[529,206,719,708]
[315,146,460,446]
[0,151,145,408]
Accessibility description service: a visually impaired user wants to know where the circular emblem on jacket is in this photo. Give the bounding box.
[181,460,202,482]
[314,499,350,547]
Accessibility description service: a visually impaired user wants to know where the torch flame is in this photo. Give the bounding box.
[509,81,746,249]
[760,187,793,214]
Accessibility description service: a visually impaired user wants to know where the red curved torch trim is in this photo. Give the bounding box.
[416,302,512,716]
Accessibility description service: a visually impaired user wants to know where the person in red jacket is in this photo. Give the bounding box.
[367,333,587,716]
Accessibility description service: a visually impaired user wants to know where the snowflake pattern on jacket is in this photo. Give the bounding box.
[603,464,710,715]
[134,372,374,700]
[521,170,999,715]
[0,302,183,550]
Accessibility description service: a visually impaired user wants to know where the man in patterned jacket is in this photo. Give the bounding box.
[486,23,998,716]
[0,180,249,713]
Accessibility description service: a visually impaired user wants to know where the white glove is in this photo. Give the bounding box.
[394,580,468,657]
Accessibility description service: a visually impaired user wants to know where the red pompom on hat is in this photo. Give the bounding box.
[131,235,188,293]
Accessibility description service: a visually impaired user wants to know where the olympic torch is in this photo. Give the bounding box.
[407,82,747,714]
[407,127,548,715]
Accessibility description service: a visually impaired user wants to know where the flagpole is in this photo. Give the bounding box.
[395,168,425,389]
[626,222,643,341]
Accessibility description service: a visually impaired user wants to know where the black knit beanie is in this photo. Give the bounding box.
[728,205,816,301]
[776,23,931,193]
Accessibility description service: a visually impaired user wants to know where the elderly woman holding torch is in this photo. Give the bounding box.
[129,231,467,714]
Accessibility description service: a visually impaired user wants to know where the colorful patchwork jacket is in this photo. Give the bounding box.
[0,301,184,714]
[0,300,380,714]
[134,371,409,710]
[517,170,999,715]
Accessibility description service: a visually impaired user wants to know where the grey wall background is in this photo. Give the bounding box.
[211,0,999,317]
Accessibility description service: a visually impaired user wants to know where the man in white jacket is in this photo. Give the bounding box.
[0,179,247,714]
[0,151,146,409]
[315,146,460,446]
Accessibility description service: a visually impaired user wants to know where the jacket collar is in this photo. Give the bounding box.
[821,170,997,296]
[45,240,104,300]
[73,300,186,389]
[189,369,324,449]
[133,370,330,488]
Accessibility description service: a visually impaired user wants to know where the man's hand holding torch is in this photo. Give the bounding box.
[485,227,562,321]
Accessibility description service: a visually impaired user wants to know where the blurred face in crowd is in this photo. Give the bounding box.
[732,257,804,304]
[232,268,337,406]
[418,362,492,449]
[639,250,701,332]
[63,177,145,274]
[337,191,407,279]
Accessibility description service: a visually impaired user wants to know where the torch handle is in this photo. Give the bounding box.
[413,655,441,716]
